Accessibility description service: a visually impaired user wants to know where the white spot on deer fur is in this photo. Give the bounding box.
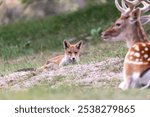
[130,56,133,60]
[142,43,146,47]
[130,51,134,55]
[134,46,140,51]
[145,47,149,51]
[134,52,140,58]
[141,50,145,54]
[148,58,150,61]
[144,54,149,59]
[125,59,149,65]
[133,44,137,48]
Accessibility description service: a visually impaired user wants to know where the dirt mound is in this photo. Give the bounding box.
[0,57,124,90]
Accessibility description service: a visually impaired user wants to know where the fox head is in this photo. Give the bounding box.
[63,40,83,63]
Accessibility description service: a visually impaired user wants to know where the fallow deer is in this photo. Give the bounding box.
[101,0,150,48]
[101,0,150,90]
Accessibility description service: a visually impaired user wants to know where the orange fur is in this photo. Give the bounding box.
[120,42,150,90]
[102,1,150,90]
[45,40,83,67]
[46,55,64,65]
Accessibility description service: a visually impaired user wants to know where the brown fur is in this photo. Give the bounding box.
[46,55,64,65]
[101,7,149,48]
[102,2,150,90]
[44,40,82,67]
[121,9,150,90]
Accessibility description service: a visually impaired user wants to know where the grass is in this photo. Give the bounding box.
[0,2,120,74]
[0,2,150,99]
[0,41,126,74]
[1,84,150,100]
[81,41,126,64]
[1,41,150,100]
[0,2,119,60]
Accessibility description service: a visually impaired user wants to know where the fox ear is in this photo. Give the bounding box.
[140,15,150,25]
[63,40,70,49]
[76,40,83,49]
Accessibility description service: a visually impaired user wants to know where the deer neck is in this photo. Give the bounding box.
[126,21,148,48]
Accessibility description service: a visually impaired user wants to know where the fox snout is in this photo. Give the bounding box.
[71,57,76,61]
[64,51,79,63]
[70,56,78,63]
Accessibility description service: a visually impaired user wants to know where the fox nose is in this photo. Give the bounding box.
[72,58,75,61]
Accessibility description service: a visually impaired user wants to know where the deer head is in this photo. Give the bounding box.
[101,0,150,48]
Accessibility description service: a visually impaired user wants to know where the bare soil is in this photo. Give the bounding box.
[0,57,124,90]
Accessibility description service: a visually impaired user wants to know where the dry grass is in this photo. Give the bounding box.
[0,42,150,99]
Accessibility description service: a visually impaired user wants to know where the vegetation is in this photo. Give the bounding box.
[0,2,118,59]
[1,84,150,100]
[0,2,150,99]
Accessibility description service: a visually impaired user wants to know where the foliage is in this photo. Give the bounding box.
[0,1,150,99]
[90,27,102,40]
[0,3,119,59]
[0,84,150,99]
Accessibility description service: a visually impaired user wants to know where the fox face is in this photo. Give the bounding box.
[61,40,83,65]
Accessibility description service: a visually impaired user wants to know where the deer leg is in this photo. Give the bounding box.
[119,67,132,90]
[119,75,132,90]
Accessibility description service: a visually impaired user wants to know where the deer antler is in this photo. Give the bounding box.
[124,0,150,13]
[121,0,128,9]
[140,0,150,13]
[115,0,150,14]
[124,0,141,5]
[115,0,126,13]
[145,0,150,4]
[115,0,141,13]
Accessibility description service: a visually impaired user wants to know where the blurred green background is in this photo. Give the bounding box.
[0,0,117,59]
[0,0,150,99]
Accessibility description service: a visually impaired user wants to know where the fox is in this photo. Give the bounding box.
[15,40,83,74]
[45,40,83,67]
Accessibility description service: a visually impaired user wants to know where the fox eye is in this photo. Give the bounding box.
[68,51,71,54]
